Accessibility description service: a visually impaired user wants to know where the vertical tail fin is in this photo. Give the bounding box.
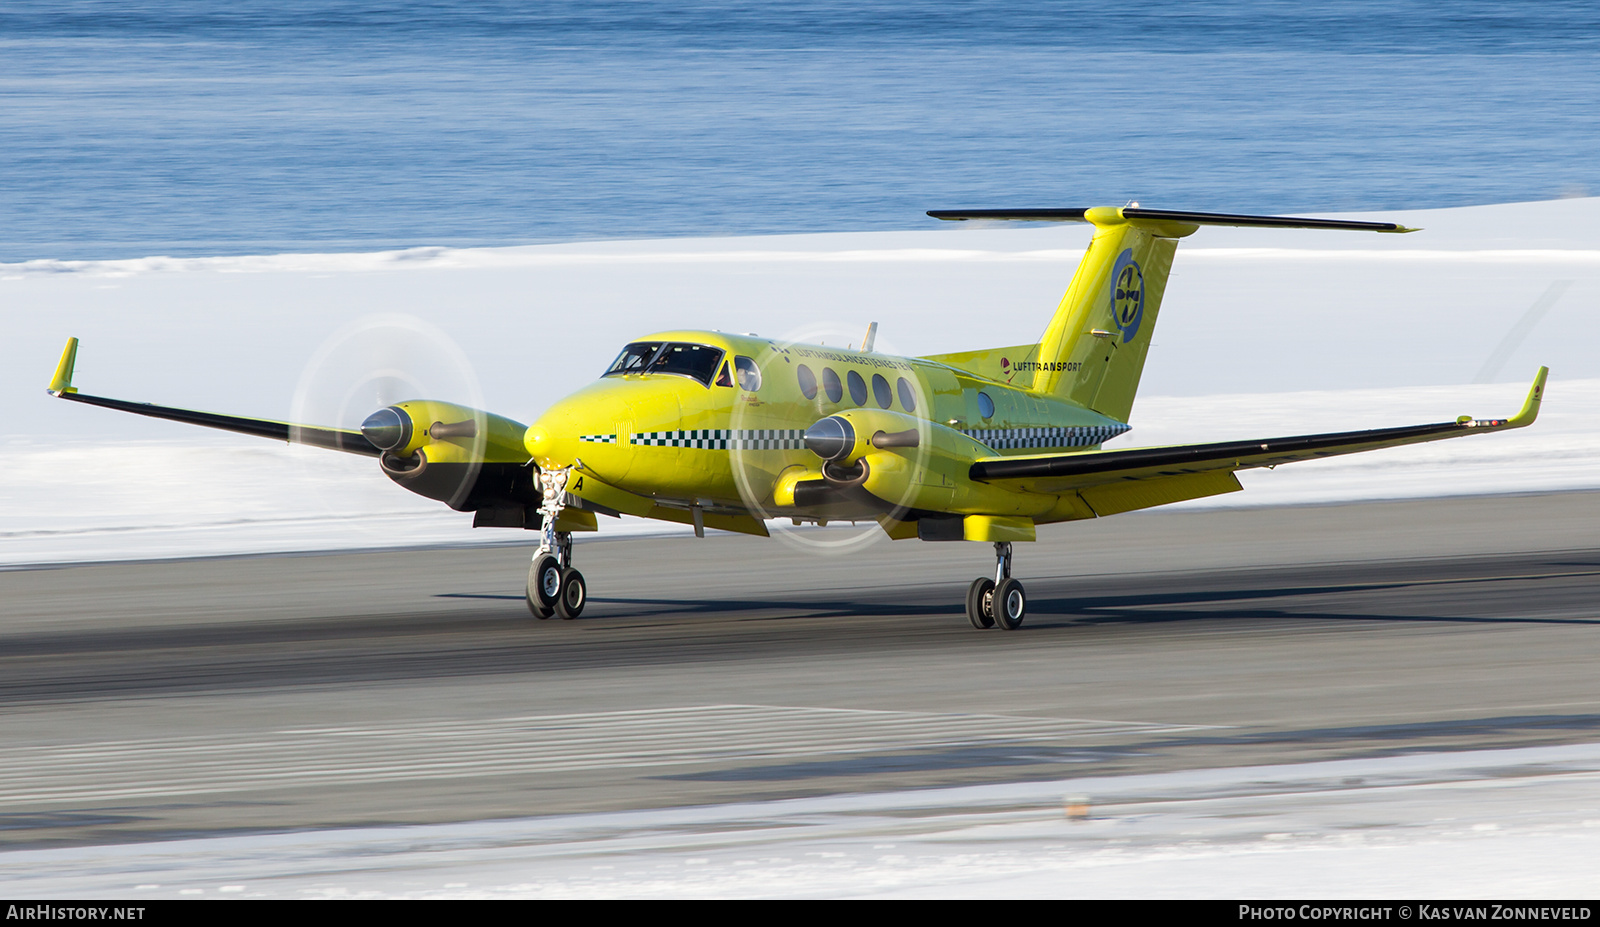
[1031,210,1191,421]
[927,207,1419,423]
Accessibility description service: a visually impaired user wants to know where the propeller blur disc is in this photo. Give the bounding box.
[288,314,485,529]
[729,323,931,556]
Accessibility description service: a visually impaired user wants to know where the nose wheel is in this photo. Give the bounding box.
[527,532,586,620]
[965,542,1026,630]
[525,466,589,622]
[527,555,557,619]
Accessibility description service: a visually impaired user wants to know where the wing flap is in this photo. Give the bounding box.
[1078,470,1243,517]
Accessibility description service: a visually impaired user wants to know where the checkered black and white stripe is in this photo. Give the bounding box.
[595,425,1127,452]
[630,429,807,450]
[964,424,1130,450]
[728,429,807,450]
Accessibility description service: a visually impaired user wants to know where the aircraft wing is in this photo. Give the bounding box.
[970,369,1546,506]
[46,337,381,456]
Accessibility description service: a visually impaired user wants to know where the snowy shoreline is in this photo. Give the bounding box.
[7,740,1600,898]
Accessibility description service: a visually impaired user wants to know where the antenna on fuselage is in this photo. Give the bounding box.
[859,322,878,354]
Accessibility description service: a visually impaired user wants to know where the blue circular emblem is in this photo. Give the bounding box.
[1110,248,1144,343]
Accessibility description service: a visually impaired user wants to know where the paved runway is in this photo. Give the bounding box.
[2,491,1599,850]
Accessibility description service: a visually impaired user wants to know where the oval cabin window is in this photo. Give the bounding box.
[822,367,843,403]
[846,370,868,406]
[797,364,818,399]
[897,377,917,413]
[871,373,892,409]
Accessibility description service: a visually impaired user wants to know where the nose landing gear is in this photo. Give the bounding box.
[965,542,1026,630]
[528,533,586,620]
[525,468,587,620]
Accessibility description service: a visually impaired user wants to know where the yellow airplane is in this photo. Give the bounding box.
[45,206,1547,629]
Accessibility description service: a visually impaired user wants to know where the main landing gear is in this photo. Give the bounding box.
[966,542,1027,631]
[526,467,587,620]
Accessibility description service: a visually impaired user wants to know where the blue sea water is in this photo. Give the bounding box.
[2,1,1598,261]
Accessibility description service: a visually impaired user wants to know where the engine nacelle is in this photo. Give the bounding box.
[802,408,923,466]
[801,408,1056,519]
[361,400,537,512]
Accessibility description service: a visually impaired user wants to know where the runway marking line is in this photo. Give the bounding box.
[1076,567,1600,610]
[0,705,1220,808]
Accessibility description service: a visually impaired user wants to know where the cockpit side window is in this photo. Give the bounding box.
[646,343,726,386]
[734,356,762,391]
[715,361,734,388]
[605,342,663,377]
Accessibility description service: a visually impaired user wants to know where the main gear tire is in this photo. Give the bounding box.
[991,577,1027,630]
[966,577,996,629]
[556,568,587,620]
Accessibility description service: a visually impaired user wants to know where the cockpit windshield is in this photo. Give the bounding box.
[603,341,726,387]
[605,342,662,376]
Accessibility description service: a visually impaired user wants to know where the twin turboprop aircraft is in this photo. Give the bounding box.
[46,206,1547,629]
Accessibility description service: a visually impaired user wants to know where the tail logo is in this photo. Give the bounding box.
[1110,249,1145,342]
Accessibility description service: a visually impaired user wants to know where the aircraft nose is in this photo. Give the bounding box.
[524,378,644,471]
[524,423,554,460]
[523,414,581,469]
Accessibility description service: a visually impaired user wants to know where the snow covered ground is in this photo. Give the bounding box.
[4,201,1599,898]
[6,742,1600,899]
[3,197,1597,566]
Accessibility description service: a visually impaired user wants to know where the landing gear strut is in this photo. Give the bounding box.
[526,467,587,620]
[965,541,1026,631]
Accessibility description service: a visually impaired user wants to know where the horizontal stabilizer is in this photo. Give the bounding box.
[928,206,1418,234]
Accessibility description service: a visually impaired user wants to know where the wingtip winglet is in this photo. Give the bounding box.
[1464,366,1546,429]
[47,337,80,396]
[1506,366,1549,427]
